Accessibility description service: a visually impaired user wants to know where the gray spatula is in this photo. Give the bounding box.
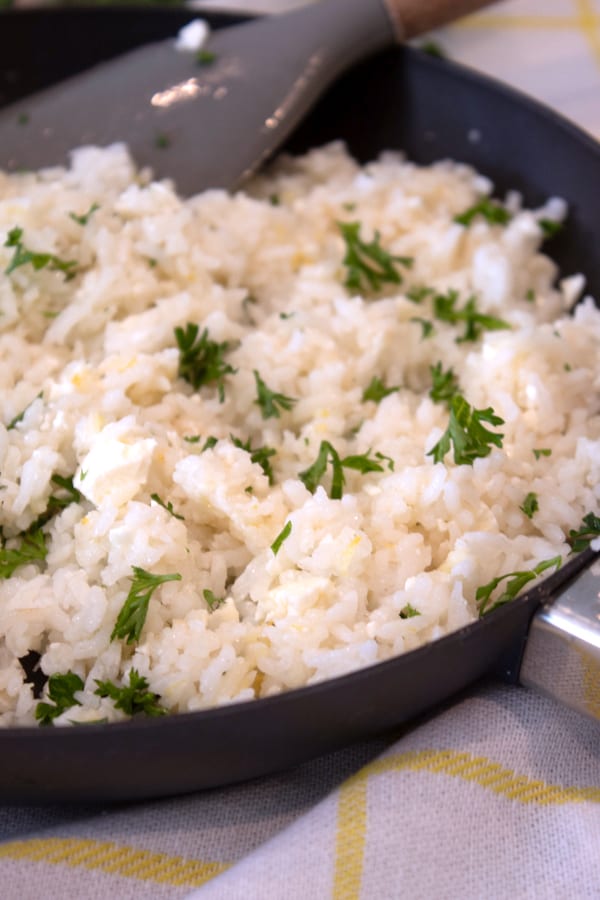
[0,0,495,195]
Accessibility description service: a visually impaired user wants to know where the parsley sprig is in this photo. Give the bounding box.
[111,567,182,644]
[231,436,277,484]
[338,221,413,294]
[568,512,600,553]
[271,521,292,555]
[35,671,84,726]
[4,226,77,281]
[428,394,504,466]
[150,493,184,521]
[520,492,539,519]
[476,556,562,616]
[253,370,297,419]
[362,376,400,403]
[175,324,236,402]
[299,442,389,499]
[454,198,511,227]
[0,527,47,579]
[429,362,459,407]
[94,669,166,717]
[433,290,510,343]
[69,203,99,226]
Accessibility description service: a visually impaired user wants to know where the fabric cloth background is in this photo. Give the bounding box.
[1,1,599,898]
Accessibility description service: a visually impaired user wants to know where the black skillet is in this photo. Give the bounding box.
[0,9,598,803]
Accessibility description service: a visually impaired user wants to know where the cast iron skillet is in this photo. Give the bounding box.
[0,9,598,803]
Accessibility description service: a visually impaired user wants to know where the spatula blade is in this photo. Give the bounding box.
[0,0,393,195]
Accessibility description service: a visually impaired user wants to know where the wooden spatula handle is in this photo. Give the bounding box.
[383,0,497,39]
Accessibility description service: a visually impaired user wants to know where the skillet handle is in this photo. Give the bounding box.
[382,0,498,39]
[518,557,600,722]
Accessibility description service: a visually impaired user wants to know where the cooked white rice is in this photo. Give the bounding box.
[0,141,598,725]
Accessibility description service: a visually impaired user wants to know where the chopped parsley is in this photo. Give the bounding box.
[271,521,292,555]
[568,512,600,553]
[406,285,434,304]
[525,289,536,303]
[454,198,511,227]
[362,376,400,403]
[196,49,217,65]
[533,448,552,460]
[6,391,42,430]
[150,493,184,521]
[419,40,446,58]
[399,603,421,619]
[94,669,166,717]
[183,435,201,444]
[253,370,297,419]
[299,442,386,499]
[68,203,99,226]
[155,132,171,149]
[0,527,47,579]
[269,193,280,206]
[202,436,219,451]
[111,567,182,644]
[433,290,510,342]
[231,436,277,484]
[35,671,84,726]
[476,556,562,616]
[429,362,459,407]
[4,226,77,280]
[520,492,539,519]
[428,394,504,466]
[411,317,434,339]
[203,588,225,611]
[17,113,29,126]
[175,324,236,402]
[338,221,413,293]
[538,218,564,239]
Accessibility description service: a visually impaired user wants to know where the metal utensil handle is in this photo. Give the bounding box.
[383,0,498,39]
[520,557,600,722]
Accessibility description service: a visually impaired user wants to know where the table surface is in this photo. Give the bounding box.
[1,2,599,899]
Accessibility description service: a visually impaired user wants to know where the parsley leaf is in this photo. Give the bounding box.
[406,285,434,304]
[433,290,510,342]
[175,324,236,402]
[68,203,99,226]
[94,669,166,717]
[253,370,297,419]
[196,49,217,65]
[520,492,539,519]
[428,394,504,466]
[411,317,434,339]
[4,226,77,280]
[271,521,292,555]
[203,588,225,611]
[231,436,277,484]
[429,362,459,407]
[111,567,182,644]
[6,391,42,430]
[533,448,552,460]
[35,671,84,726]
[399,603,420,619]
[538,218,564,239]
[150,493,184,521]
[476,556,562,616]
[454,198,511,227]
[0,527,47,579]
[362,376,400,403]
[338,221,413,294]
[568,512,600,553]
[299,442,385,499]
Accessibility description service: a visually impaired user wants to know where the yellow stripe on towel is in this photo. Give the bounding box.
[0,838,229,887]
[333,748,600,899]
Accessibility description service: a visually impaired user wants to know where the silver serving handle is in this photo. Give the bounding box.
[520,556,600,722]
